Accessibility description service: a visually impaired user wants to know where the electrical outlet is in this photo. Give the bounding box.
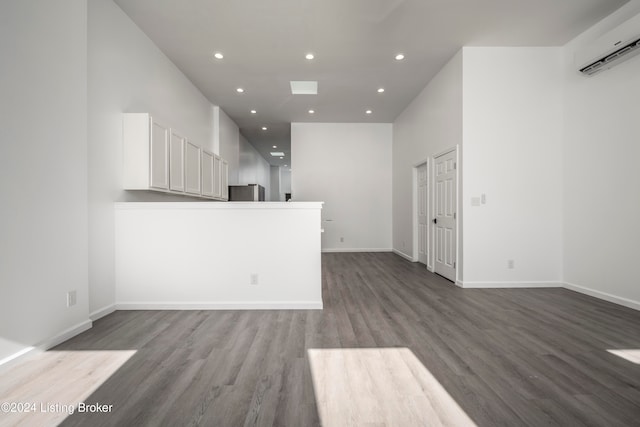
[250,274,259,285]
[340,237,344,243]
[507,260,515,269]
[67,290,77,307]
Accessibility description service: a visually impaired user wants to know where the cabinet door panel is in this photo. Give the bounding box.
[169,131,185,192]
[150,120,169,190]
[202,150,214,197]
[185,141,201,195]
[221,161,229,200]
[213,155,222,198]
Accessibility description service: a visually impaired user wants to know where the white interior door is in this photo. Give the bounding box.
[434,149,457,282]
[417,163,428,265]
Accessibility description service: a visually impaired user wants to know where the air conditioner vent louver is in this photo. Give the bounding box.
[575,12,640,76]
[579,37,640,75]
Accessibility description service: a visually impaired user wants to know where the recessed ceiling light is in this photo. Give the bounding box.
[270,152,285,156]
[284,164,288,167]
[236,87,244,93]
[250,109,257,114]
[308,109,315,114]
[272,145,277,148]
[213,52,224,59]
[377,88,385,93]
[262,126,267,130]
[280,157,284,159]
[305,53,315,60]
[395,53,405,61]
[365,109,372,114]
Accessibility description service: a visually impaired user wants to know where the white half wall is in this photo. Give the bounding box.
[0,0,89,363]
[392,51,463,265]
[115,203,323,308]
[562,1,640,306]
[292,123,392,251]
[239,135,271,200]
[462,47,564,285]
[87,0,217,316]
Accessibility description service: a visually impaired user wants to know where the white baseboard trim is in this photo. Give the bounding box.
[0,346,38,370]
[90,304,116,321]
[562,282,640,311]
[40,319,93,350]
[458,281,563,289]
[0,319,92,369]
[115,301,323,310]
[392,249,416,262]
[322,248,392,253]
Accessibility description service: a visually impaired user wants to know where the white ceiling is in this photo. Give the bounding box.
[114,0,628,166]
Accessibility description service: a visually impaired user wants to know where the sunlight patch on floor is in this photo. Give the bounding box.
[607,349,640,364]
[0,350,136,427]
[308,347,476,427]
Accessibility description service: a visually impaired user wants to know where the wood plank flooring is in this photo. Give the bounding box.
[3,252,640,426]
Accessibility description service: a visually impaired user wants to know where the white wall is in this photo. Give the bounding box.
[239,135,271,200]
[562,1,640,307]
[292,123,392,251]
[217,107,240,186]
[0,0,90,363]
[392,51,463,265]
[87,0,217,316]
[270,166,282,201]
[115,203,323,308]
[281,168,292,200]
[461,47,564,286]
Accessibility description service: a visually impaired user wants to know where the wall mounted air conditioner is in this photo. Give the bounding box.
[576,12,640,76]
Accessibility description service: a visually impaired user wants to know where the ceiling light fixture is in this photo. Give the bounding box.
[262,126,267,130]
[236,87,244,93]
[305,53,315,60]
[395,53,405,61]
[377,88,385,93]
[213,52,224,59]
[365,109,372,114]
[273,145,277,148]
[308,109,315,114]
[250,109,257,114]
[280,157,284,159]
[290,81,318,95]
[270,152,285,156]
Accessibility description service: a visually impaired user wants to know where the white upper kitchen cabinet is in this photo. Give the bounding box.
[221,160,229,201]
[123,113,170,191]
[201,150,214,198]
[169,130,185,192]
[185,140,201,195]
[123,113,227,201]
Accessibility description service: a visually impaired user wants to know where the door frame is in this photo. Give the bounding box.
[412,159,432,269]
[431,146,460,283]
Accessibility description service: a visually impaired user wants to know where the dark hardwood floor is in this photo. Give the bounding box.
[56,252,640,426]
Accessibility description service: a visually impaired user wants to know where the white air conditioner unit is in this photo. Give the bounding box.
[575,13,640,76]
